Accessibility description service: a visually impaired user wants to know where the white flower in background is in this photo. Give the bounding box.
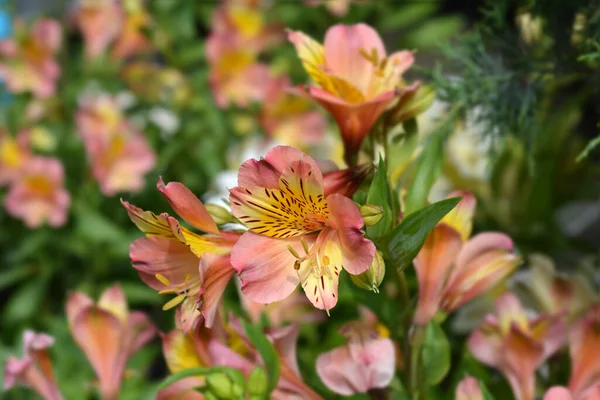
[148,106,180,135]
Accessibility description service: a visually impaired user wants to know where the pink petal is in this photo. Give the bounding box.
[441,190,476,241]
[454,232,514,274]
[268,324,301,376]
[323,24,386,94]
[543,387,573,400]
[97,284,128,322]
[568,306,600,396]
[326,194,375,275]
[129,236,200,292]
[199,254,236,328]
[157,378,205,400]
[71,306,124,400]
[124,311,157,355]
[208,340,255,376]
[65,291,94,327]
[230,232,302,304]
[413,224,462,325]
[388,50,414,77]
[455,376,483,400]
[467,329,503,370]
[323,164,372,198]
[157,178,219,234]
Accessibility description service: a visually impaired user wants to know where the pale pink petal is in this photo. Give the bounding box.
[326,193,375,275]
[157,178,219,234]
[323,164,371,198]
[208,340,255,376]
[230,232,302,304]
[31,19,62,53]
[455,376,483,400]
[388,50,414,77]
[441,190,476,241]
[467,329,503,369]
[199,254,236,328]
[237,158,282,190]
[454,232,514,274]
[97,284,128,322]
[124,311,157,355]
[65,291,93,327]
[268,324,300,376]
[413,224,462,325]
[568,306,600,396]
[157,378,205,400]
[323,24,386,94]
[543,387,573,400]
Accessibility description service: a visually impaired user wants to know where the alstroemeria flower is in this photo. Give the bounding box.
[124,178,240,330]
[66,285,156,400]
[111,0,151,59]
[76,93,155,195]
[514,254,597,320]
[209,317,323,400]
[288,23,417,164]
[0,129,30,186]
[73,0,122,59]
[413,191,520,325]
[3,331,63,400]
[316,307,395,395]
[229,145,375,312]
[455,376,483,400]
[4,156,70,228]
[468,293,566,400]
[0,18,61,97]
[544,385,600,400]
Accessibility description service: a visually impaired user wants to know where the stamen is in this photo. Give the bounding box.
[322,255,330,266]
[155,273,171,287]
[288,245,301,259]
[301,237,310,255]
[162,294,185,311]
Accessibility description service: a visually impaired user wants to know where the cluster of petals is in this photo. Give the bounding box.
[288,23,418,164]
[66,285,156,400]
[413,190,521,325]
[229,145,375,312]
[468,293,567,400]
[316,307,395,395]
[72,0,151,60]
[3,330,64,400]
[124,177,240,331]
[158,314,322,400]
[206,0,281,108]
[76,93,155,195]
[0,18,61,97]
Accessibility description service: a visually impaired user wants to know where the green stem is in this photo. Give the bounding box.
[409,325,426,400]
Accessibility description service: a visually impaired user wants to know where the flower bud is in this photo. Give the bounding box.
[350,251,385,293]
[386,85,435,127]
[205,204,235,225]
[206,370,245,399]
[247,367,268,396]
[360,204,384,227]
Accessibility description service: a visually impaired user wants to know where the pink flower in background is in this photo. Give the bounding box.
[4,156,70,228]
[260,75,326,148]
[73,0,123,59]
[0,129,30,186]
[111,3,152,60]
[468,293,566,400]
[229,146,375,312]
[3,330,64,400]
[124,178,240,331]
[288,23,417,164]
[66,285,156,400]
[304,0,361,16]
[544,386,600,400]
[455,376,483,400]
[206,32,271,108]
[316,307,395,395]
[0,18,61,97]
[76,93,155,195]
[413,191,521,325]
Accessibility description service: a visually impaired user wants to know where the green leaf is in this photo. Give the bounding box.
[242,320,280,394]
[404,133,444,215]
[480,381,497,400]
[379,3,438,30]
[576,133,600,162]
[422,321,451,385]
[157,366,232,391]
[366,156,393,243]
[385,197,460,271]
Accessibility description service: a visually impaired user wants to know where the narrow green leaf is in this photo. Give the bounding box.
[422,321,451,385]
[385,197,460,271]
[404,134,444,215]
[242,320,280,394]
[480,381,497,400]
[366,156,393,243]
[157,366,232,391]
[576,133,600,162]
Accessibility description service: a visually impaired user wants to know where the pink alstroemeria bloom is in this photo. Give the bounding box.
[209,317,323,400]
[455,376,483,400]
[468,293,567,400]
[206,32,271,108]
[3,331,63,400]
[229,145,376,312]
[124,178,240,331]
[260,75,325,148]
[544,385,600,400]
[413,191,521,325]
[4,156,70,228]
[76,93,155,195]
[316,307,395,395]
[288,23,417,164]
[66,285,156,400]
[0,18,61,97]
[73,0,123,59]
[0,129,30,186]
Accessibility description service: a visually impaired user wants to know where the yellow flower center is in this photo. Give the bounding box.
[229,6,264,38]
[1,138,22,167]
[26,175,54,196]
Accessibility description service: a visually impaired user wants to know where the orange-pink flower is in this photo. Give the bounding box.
[3,331,63,400]
[544,385,600,400]
[316,307,395,395]
[288,23,417,164]
[229,146,375,312]
[4,156,70,228]
[413,191,521,325]
[468,293,566,400]
[66,285,156,400]
[124,178,240,331]
[0,18,61,97]
[76,93,155,195]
